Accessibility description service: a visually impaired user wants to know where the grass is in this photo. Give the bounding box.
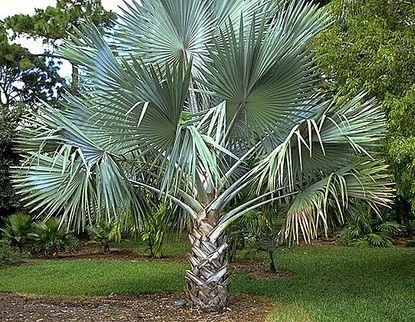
[0,260,186,296]
[0,242,414,321]
[235,245,415,322]
[110,233,191,258]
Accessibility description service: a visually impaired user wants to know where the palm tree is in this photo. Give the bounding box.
[13,0,393,312]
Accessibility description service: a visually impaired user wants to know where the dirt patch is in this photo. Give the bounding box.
[54,248,186,263]
[0,292,273,322]
[231,260,295,279]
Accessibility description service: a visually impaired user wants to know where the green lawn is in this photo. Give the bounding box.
[1,245,414,322]
[111,233,191,258]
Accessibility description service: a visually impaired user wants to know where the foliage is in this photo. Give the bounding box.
[0,113,20,214]
[228,205,285,272]
[30,218,77,257]
[0,25,64,109]
[87,222,113,253]
[312,0,415,214]
[5,0,115,93]
[14,0,393,243]
[1,0,114,216]
[140,203,168,258]
[242,206,285,272]
[0,244,27,268]
[0,212,32,252]
[227,222,246,263]
[406,240,415,248]
[0,25,64,216]
[4,0,115,42]
[312,0,332,7]
[1,245,415,321]
[340,203,402,247]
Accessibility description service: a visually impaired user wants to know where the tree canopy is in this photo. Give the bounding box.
[4,0,114,43]
[313,0,415,213]
[0,24,63,215]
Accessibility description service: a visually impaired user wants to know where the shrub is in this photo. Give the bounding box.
[87,222,112,253]
[0,212,32,252]
[228,205,285,273]
[31,218,77,257]
[341,204,402,247]
[244,208,285,273]
[405,240,415,248]
[0,245,27,268]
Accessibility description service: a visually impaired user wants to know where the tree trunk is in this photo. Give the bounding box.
[268,249,277,273]
[186,210,230,312]
[71,63,79,94]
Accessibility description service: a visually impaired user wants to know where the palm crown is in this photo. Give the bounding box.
[13,0,392,311]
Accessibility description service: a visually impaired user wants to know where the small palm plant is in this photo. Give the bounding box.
[87,222,113,253]
[0,213,32,253]
[242,206,285,273]
[13,0,393,311]
[140,203,168,258]
[31,218,76,257]
[341,204,402,247]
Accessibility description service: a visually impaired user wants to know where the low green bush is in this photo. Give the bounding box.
[0,212,32,252]
[228,204,286,272]
[30,218,77,257]
[406,240,415,247]
[0,245,27,268]
[87,222,113,253]
[340,204,402,247]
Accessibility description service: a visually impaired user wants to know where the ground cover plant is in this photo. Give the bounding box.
[0,213,78,257]
[0,244,28,268]
[13,0,393,312]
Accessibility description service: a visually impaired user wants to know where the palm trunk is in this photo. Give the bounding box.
[186,210,230,312]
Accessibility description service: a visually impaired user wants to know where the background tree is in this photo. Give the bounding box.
[312,0,415,222]
[0,0,114,217]
[4,0,115,92]
[0,24,63,216]
[14,0,393,312]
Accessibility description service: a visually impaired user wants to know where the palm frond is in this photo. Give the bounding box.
[283,160,393,244]
[252,94,386,193]
[204,0,329,140]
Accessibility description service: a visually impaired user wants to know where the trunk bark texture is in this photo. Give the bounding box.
[71,64,79,94]
[186,210,230,312]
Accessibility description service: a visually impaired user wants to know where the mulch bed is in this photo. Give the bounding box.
[0,292,274,322]
[231,260,295,279]
[55,248,184,262]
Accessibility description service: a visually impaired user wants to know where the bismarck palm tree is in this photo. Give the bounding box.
[13,0,393,312]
